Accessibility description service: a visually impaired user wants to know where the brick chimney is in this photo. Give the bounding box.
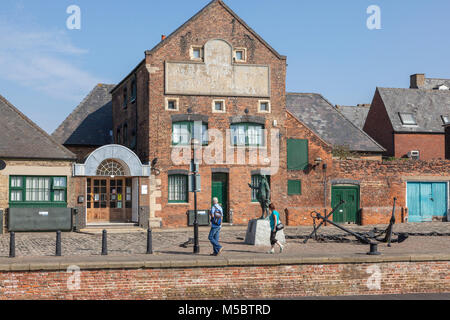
[410,74,425,89]
[161,35,166,41]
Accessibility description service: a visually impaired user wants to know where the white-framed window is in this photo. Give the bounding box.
[190,46,204,61]
[231,123,265,147]
[234,48,247,62]
[168,175,188,203]
[165,97,179,111]
[258,100,271,113]
[441,115,449,125]
[212,99,226,113]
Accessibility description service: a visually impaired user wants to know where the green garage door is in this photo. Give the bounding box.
[331,186,360,224]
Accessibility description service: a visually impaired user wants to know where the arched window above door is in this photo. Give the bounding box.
[96,159,126,176]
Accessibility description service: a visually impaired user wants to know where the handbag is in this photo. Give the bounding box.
[276,222,285,231]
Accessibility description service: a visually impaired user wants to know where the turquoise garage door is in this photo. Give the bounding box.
[407,182,448,222]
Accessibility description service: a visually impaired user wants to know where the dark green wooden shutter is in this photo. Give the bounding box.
[288,180,302,195]
[287,139,309,170]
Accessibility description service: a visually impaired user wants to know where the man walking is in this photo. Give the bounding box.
[209,197,223,256]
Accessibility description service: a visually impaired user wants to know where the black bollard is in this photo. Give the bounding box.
[147,228,153,255]
[367,243,381,256]
[9,232,15,258]
[101,230,108,256]
[56,231,62,257]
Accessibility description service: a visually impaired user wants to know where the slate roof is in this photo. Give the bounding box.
[422,78,450,90]
[286,93,385,153]
[377,87,450,133]
[336,105,370,129]
[52,84,115,146]
[0,94,75,160]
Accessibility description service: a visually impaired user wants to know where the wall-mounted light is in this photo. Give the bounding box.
[313,158,323,170]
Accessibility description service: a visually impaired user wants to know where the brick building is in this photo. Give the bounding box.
[103,0,288,228]
[364,74,450,160]
[0,94,76,233]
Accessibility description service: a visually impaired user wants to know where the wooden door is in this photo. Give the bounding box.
[212,173,228,222]
[86,178,133,223]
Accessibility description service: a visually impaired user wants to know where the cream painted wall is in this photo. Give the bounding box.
[0,160,73,210]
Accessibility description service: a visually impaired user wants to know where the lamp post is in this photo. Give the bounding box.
[191,138,200,254]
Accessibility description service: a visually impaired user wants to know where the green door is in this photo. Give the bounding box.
[331,186,360,224]
[212,173,228,223]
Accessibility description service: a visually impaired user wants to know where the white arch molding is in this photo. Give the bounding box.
[73,145,151,177]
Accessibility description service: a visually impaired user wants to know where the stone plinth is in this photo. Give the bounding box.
[245,219,286,246]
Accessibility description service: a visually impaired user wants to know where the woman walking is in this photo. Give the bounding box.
[268,203,284,254]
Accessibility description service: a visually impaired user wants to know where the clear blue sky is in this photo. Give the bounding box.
[1,0,449,133]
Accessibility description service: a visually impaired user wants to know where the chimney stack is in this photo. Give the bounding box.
[410,74,425,89]
[161,35,166,41]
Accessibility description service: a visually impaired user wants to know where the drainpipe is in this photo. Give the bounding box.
[323,163,328,226]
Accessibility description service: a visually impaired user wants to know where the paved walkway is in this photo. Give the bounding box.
[0,222,448,259]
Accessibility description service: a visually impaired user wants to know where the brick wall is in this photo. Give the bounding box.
[0,261,448,299]
[285,112,333,225]
[394,133,445,160]
[331,159,450,225]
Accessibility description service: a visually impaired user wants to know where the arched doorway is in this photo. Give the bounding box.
[73,145,151,225]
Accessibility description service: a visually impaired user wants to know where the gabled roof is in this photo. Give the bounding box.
[0,94,75,160]
[52,84,115,146]
[336,105,370,129]
[286,93,385,153]
[111,0,286,94]
[377,87,450,133]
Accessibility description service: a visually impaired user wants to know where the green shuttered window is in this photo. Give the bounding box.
[287,139,309,170]
[168,175,188,203]
[9,176,67,207]
[288,180,302,195]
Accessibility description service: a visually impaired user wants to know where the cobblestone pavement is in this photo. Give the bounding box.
[0,222,449,258]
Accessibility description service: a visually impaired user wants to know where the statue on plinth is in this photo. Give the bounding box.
[248,175,271,220]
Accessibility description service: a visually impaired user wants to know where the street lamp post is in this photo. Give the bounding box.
[191,138,200,254]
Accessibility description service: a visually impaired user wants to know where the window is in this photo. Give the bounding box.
[212,100,226,113]
[234,48,246,62]
[441,115,449,125]
[288,180,302,196]
[399,113,417,126]
[231,123,264,147]
[287,139,309,171]
[165,97,179,111]
[116,128,121,144]
[190,46,203,60]
[9,176,67,206]
[96,159,126,176]
[123,124,128,146]
[251,175,271,202]
[123,88,128,109]
[258,100,271,113]
[168,175,188,203]
[130,80,137,103]
[172,121,208,146]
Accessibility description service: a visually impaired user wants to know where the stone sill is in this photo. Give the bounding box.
[0,254,449,272]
